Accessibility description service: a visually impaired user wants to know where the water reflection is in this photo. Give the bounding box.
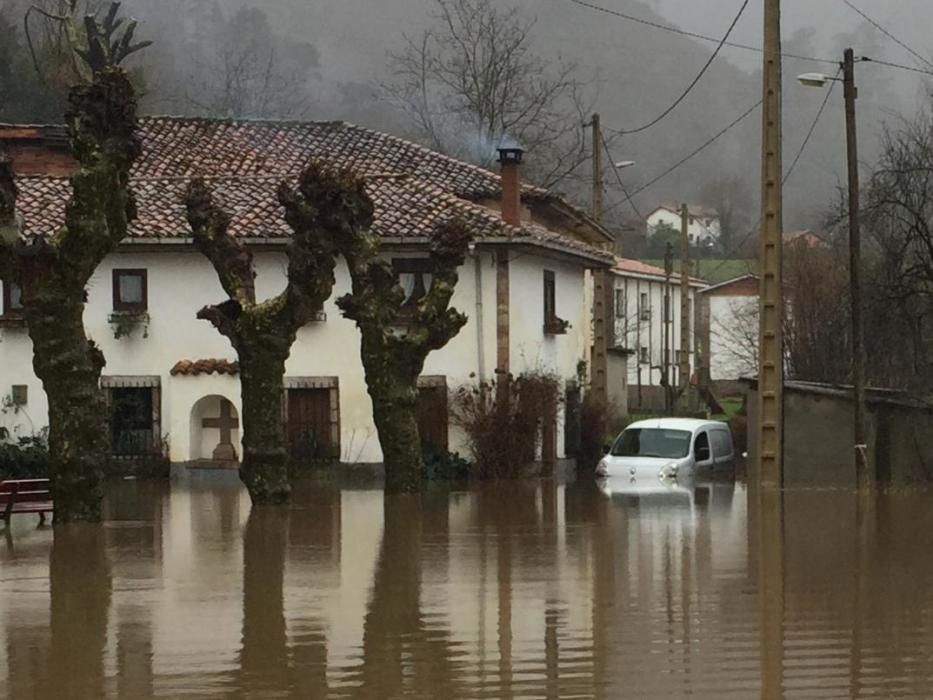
[6,478,933,697]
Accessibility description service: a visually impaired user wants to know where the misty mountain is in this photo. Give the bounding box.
[3,0,932,236]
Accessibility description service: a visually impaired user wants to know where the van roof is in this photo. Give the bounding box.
[624,418,728,433]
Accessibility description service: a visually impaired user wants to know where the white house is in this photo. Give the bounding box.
[609,258,707,412]
[696,274,759,384]
[0,117,613,469]
[646,205,721,247]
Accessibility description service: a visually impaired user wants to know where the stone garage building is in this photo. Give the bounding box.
[745,379,933,487]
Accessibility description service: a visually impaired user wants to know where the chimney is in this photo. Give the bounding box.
[0,125,75,176]
[497,143,524,227]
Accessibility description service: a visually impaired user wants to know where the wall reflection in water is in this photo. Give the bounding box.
[4,476,933,698]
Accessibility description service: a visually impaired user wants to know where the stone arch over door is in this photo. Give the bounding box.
[189,394,241,464]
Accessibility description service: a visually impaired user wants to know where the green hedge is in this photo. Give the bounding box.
[0,434,50,480]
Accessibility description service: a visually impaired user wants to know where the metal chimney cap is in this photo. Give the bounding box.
[497,140,524,164]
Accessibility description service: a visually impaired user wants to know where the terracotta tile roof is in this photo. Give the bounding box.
[170,359,240,376]
[12,116,612,264]
[133,116,553,201]
[614,258,667,277]
[613,257,707,285]
[16,175,612,263]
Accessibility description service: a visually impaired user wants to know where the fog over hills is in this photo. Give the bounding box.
[5,0,933,233]
[226,0,933,231]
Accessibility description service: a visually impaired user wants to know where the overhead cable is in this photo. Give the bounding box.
[705,70,841,277]
[601,98,762,218]
[842,0,933,70]
[609,0,751,136]
[568,0,837,67]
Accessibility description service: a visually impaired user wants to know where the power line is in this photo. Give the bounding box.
[842,0,933,70]
[705,71,840,279]
[568,0,838,67]
[601,130,646,221]
[601,98,762,218]
[610,0,750,135]
[783,67,842,182]
[861,56,933,77]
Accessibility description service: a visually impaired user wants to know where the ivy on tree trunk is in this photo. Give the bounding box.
[184,165,358,505]
[337,214,472,493]
[0,67,140,523]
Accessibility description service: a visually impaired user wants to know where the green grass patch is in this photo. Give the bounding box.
[641,258,757,285]
[711,396,744,421]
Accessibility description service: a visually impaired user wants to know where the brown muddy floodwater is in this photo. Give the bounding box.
[2,475,933,699]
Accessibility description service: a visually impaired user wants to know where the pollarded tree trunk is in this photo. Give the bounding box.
[0,65,141,523]
[185,167,360,504]
[364,360,424,493]
[228,333,292,504]
[337,216,473,493]
[26,272,110,520]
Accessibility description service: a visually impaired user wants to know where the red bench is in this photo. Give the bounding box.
[0,479,53,526]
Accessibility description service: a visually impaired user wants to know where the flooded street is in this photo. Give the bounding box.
[2,476,933,698]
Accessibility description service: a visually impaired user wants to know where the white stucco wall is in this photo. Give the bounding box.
[611,272,701,390]
[0,244,588,464]
[708,295,758,381]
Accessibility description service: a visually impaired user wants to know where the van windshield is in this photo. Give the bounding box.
[611,428,692,459]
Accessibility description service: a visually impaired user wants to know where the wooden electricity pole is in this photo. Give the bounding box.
[663,242,674,416]
[843,48,870,488]
[589,113,609,407]
[592,113,603,222]
[757,0,784,488]
[679,204,691,401]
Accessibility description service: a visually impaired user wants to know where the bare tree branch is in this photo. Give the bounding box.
[382,0,591,189]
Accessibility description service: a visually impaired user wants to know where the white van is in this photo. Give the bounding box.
[596,418,735,480]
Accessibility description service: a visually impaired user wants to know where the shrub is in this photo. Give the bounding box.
[452,371,562,478]
[422,447,471,480]
[578,392,611,476]
[0,432,50,480]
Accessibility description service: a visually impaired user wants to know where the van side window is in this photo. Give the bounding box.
[711,430,733,459]
[694,431,710,461]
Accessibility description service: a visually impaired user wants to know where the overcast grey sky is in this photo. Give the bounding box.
[187,0,933,229]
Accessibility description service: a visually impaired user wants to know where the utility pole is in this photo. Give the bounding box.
[679,204,691,403]
[664,242,673,416]
[592,113,603,222]
[588,113,609,407]
[757,0,785,488]
[843,48,870,488]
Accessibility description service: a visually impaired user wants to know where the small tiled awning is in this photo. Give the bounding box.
[170,359,240,377]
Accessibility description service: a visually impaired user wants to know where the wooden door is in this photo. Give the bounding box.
[287,389,334,461]
[417,385,449,453]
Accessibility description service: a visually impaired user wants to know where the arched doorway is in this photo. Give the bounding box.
[189,395,241,464]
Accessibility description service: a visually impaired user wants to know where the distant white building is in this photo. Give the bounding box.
[646,205,721,247]
[609,258,707,412]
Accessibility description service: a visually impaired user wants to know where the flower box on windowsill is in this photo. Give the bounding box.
[544,317,570,336]
[109,311,150,340]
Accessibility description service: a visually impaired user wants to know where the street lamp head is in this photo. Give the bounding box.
[798,72,830,88]
[614,160,636,169]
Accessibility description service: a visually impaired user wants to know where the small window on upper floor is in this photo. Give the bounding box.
[542,270,567,335]
[614,289,626,319]
[1,281,24,318]
[639,346,649,364]
[639,292,650,321]
[544,270,556,322]
[113,269,148,314]
[392,258,433,309]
